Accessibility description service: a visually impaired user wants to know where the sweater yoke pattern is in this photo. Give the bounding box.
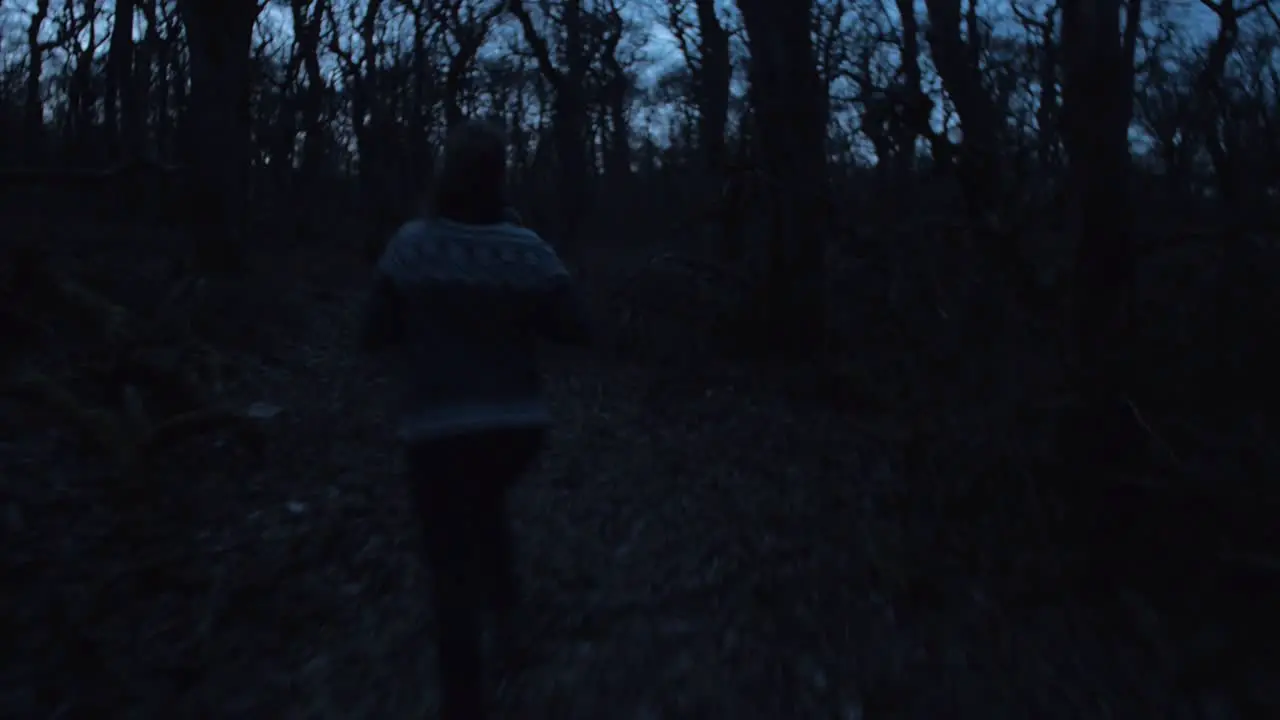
[377,218,569,292]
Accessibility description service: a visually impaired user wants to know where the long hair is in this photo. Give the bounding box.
[427,120,510,225]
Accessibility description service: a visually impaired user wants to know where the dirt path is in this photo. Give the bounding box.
[0,260,1263,719]
[203,277,1221,719]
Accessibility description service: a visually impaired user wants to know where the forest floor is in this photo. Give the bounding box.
[2,224,1277,719]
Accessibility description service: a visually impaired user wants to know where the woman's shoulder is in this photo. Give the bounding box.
[379,216,566,288]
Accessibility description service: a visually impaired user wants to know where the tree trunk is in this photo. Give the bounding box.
[924,0,1045,313]
[294,0,328,176]
[24,0,52,164]
[892,0,924,183]
[1195,0,1262,382]
[176,0,260,273]
[1060,0,1141,467]
[105,0,136,160]
[693,0,733,259]
[509,0,589,262]
[735,0,830,351]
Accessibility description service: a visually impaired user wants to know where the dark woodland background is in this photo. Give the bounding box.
[1,0,1279,716]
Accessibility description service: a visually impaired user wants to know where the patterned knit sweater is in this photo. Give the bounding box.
[365,215,590,442]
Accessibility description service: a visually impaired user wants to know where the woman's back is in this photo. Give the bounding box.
[372,216,583,440]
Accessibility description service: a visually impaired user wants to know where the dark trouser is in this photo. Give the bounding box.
[404,427,544,720]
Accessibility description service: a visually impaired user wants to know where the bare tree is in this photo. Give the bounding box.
[1194,0,1275,370]
[175,0,262,272]
[23,0,58,163]
[437,0,507,129]
[288,0,329,177]
[508,0,590,259]
[328,0,394,256]
[1059,0,1142,463]
[923,0,1001,215]
[594,0,635,184]
[104,0,138,159]
[735,0,830,349]
[922,0,1052,313]
[666,0,731,182]
[664,0,739,258]
[1013,0,1064,172]
[62,0,107,159]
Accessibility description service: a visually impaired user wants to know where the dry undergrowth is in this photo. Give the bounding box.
[1,233,1277,719]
